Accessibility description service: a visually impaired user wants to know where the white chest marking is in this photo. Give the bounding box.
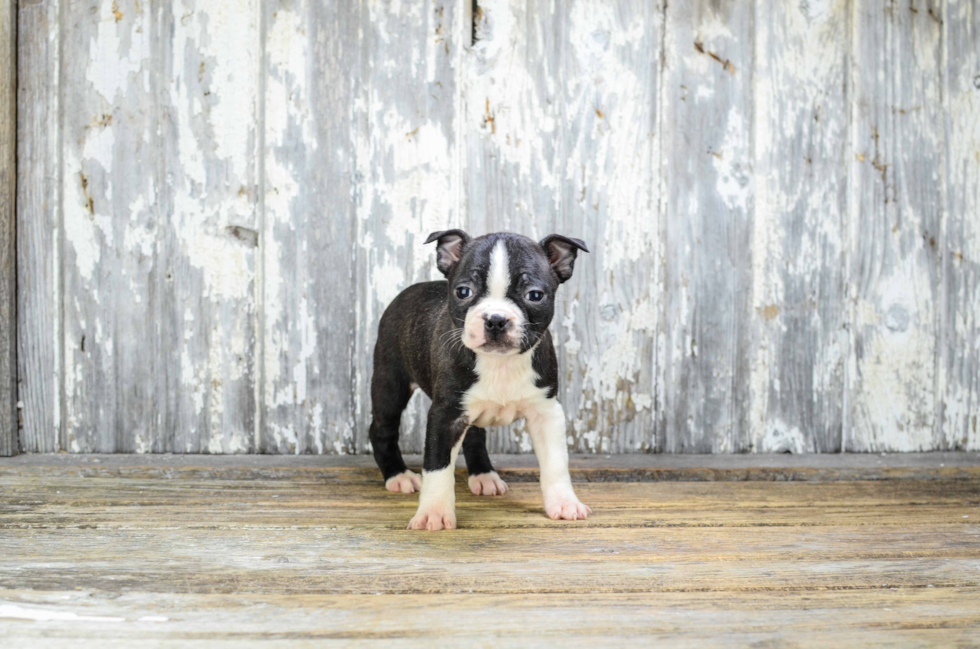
[463,348,549,428]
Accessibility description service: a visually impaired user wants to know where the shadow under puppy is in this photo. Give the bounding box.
[369,230,592,531]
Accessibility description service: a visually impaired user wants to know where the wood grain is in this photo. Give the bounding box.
[0,463,978,645]
[661,0,754,452]
[0,0,15,456]
[749,0,848,452]
[60,0,157,452]
[15,0,60,454]
[941,0,980,450]
[4,450,980,484]
[49,0,260,453]
[159,0,260,454]
[557,1,663,454]
[260,0,357,454]
[2,590,979,647]
[846,0,945,451]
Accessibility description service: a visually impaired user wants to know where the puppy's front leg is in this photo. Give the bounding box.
[408,404,469,531]
[526,399,591,520]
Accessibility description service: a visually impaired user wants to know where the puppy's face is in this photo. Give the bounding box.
[425,231,588,356]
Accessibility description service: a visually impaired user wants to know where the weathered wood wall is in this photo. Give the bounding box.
[13,0,980,454]
[0,0,15,456]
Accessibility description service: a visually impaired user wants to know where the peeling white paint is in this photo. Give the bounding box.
[712,105,751,213]
[941,19,980,450]
[64,197,100,283]
[85,3,147,104]
[758,419,808,454]
[291,294,317,406]
[746,0,849,453]
[200,0,258,180]
[311,402,325,455]
[852,261,938,451]
[0,603,124,623]
[28,0,977,456]
[466,0,561,216]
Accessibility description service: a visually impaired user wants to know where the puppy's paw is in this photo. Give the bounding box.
[385,470,421,494]
[408,503,457,531]
[468,471,508,496]
[544,493,592,521]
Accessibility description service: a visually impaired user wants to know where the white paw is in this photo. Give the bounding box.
[408,503,457,531]
[544,491,592,521]
[468,471,508,496]
[385,470,421,494]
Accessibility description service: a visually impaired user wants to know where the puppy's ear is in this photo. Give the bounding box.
[424,229,471,277]
[540,235,589,283]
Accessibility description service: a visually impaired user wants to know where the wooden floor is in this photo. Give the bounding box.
[1,454,979,647]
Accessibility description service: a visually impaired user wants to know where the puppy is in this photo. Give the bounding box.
[369,230,592,531]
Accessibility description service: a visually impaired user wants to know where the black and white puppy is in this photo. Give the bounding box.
[369,230,592,531]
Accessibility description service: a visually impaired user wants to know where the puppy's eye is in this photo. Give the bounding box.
[526,290,545,303]
[455,286,472,300]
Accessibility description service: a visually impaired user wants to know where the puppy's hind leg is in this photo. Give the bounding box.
[462,427,508,496]
[369,351,419,494]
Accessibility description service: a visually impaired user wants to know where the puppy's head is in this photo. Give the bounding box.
[425,230,589,356]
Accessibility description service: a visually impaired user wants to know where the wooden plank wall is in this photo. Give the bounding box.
[16,0,59,454]
[943,0,980,452]
[0,0,14,455]
[12,0,980,454]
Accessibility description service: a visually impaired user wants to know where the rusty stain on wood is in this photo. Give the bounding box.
[484,97,496,134]
[694,40,735,75]
[78,172,94,216]
[757,304,780,321]
[224,225,259,248]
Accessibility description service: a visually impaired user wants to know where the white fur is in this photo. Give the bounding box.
[525,399,591,520]
[463,347,548,427]
[468,471,508,496]
[464,344,591,521]
[487,240,510,300]
[463,241,524,352]
[408,431,468,531]
[385,470,421,494]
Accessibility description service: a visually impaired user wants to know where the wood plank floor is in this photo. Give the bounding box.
[1,455,979,647]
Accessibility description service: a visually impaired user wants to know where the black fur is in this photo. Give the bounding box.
[368,232,586,481]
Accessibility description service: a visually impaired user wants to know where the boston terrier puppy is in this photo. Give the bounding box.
[369,230,592,531]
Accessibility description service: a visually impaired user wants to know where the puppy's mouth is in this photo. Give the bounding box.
[478,339,520,354]
[463,325,523,355]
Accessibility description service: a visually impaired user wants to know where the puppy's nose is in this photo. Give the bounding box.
[484,314,509,335]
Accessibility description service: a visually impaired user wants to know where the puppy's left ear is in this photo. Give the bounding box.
[424,229,471,277]
[540,235,589,283]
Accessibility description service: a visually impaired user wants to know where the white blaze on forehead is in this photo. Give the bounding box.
[487,240,511,299]
[462,239,525,353]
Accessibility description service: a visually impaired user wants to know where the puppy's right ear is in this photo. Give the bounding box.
[540,234,589,283]
[424,229,471,277]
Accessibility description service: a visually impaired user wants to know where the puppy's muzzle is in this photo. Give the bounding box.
[484,313,510,338]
